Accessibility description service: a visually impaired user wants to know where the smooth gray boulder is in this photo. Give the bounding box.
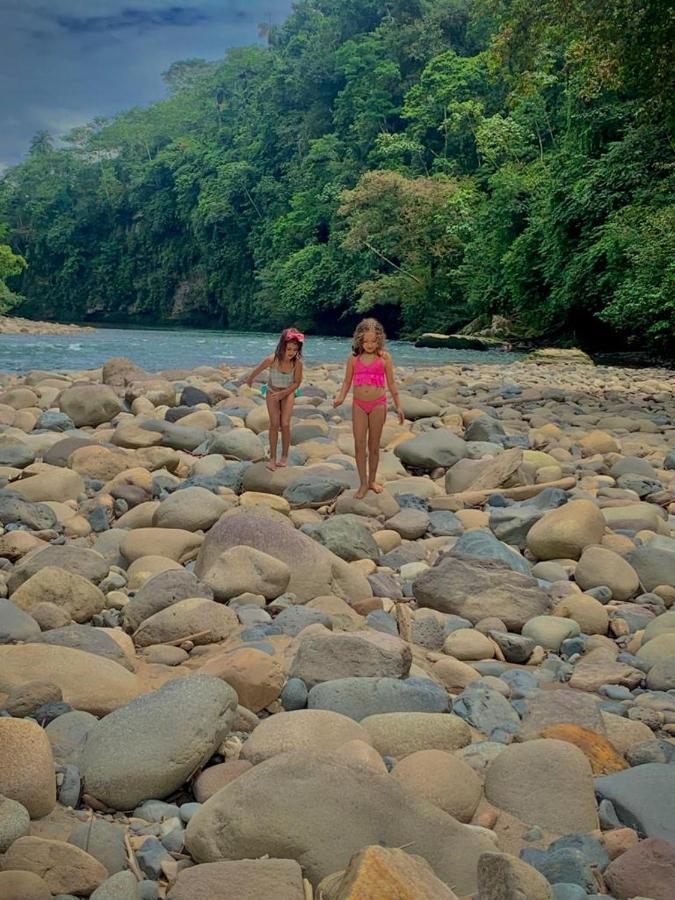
[80,675,237,809]
[394,430,467,469]
[594,763,675,843]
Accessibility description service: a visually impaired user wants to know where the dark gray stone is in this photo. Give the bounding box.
[452,683,520,737]
[283,476,345,506]
[520,847,596,892]
[451,531,531,576]
[0,492,57,530]
[594,763,675,842]
[0,598,41,643]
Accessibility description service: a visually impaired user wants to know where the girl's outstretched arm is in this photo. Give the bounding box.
[332,355,355,407]
[244,354,274,387]
[384,353,404,424]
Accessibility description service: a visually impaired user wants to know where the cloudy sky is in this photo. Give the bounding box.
[0,0,294,171]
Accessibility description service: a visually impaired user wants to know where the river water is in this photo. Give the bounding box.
[0,326,523,374]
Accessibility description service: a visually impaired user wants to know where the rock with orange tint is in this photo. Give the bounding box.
[540,724,628,775]
[200,647,284,712]
[318,845,458,900]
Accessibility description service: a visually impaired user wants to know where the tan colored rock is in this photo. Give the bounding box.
[527,500,606,560]
[392,749,482,822]
[552,593,609,635]
[485,739,599,833]
[68,445,130,481]
[2,836,108,895]
[601,711,654,754]
[240,710,371,765]
[200,648,284,712]
[111,421,163,449]
[335,739,388,775]
[319,845,458,900]
[0,531,47,560]
[192,760,253,802]
[11,566,106,622]
[132,597,238,646]
[120,527,203,564]
[10,466,85,502]
[126,555,182,589]
[361,712,471,758]
[443,628,495,660]
[432,656,481,693]
[574,546,640,600]
[202,545,291,601]
[0,644,140,715]
[58,384,123,427]
[0,718,56,818]
[167,858,305,900]
[115,500,160,529]
[239,491,290,514]
[0,871,52,900]
[477,852,552,900]
[578,430,620,456]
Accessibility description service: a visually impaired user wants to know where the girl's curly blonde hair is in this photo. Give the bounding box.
[352,318,386,355]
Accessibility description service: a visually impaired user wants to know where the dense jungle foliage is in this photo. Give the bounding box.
[1,0,673,350]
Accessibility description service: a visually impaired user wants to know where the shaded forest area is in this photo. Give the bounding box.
[1,0,673,351]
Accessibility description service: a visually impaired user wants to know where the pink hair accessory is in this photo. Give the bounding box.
[286,328,305,342]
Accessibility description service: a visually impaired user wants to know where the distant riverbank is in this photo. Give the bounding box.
[0,315,94,335]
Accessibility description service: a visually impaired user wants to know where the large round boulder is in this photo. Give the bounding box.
[526,500,606,561]
[195,508,371,604]
[58,384,123,427]
[185,751,495,893]
[484,739,599,833]
[80,675,237,809]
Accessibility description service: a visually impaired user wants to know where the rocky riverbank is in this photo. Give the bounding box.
[0,354,674,899]
[0,316,94,335]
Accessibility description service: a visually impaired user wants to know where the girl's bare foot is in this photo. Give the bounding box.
[277,457,288,467]
[369,481,384,494]
[265,460,277,471]
[355,484,369,500]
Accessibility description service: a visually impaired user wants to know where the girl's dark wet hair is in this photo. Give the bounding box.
[352,317,386,355]
[274,327,304,363]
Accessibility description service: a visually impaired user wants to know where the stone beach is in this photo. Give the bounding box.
[0,351,674,899]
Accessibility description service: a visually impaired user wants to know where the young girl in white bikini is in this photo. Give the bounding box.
[245,327,304,470]
[333,318,404,499]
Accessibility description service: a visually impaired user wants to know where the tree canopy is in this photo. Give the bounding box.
[1,0,673,350]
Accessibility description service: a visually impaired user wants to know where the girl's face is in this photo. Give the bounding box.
[285,341,300,360]
[360,330,379,354]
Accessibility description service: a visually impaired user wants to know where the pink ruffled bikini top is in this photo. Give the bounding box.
[353,354,386,387]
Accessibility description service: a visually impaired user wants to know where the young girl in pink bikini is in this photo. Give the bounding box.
[333,318,404,499]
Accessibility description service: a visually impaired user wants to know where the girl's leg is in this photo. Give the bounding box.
[265,393,281,470]
[367,403,387,492]
[278,393,295,466]
[352,402,369,499]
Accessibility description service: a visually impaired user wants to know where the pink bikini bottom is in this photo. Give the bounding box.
[354,394,387,414]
